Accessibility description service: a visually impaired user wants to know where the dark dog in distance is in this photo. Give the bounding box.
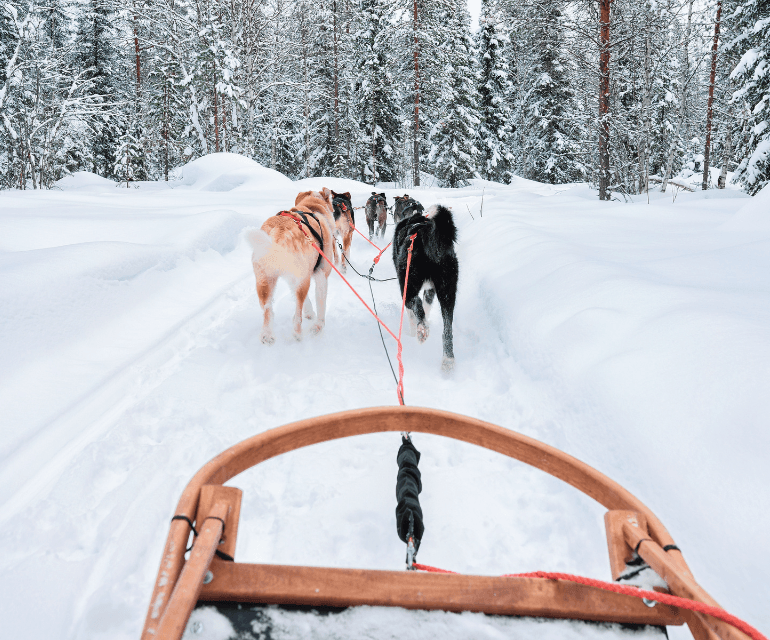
[392,204,458,371]
[331,191,354,272]
[393,194,424,225]
[365,192,387,240]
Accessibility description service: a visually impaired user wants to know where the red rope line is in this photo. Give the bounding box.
[395,234,417,405]
[412,564,766,640]
[311,236,415,405]
[373,242,392,264]
[353,224,383,251]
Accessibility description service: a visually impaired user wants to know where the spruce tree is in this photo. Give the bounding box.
[354,0,402,183]
[476,0,513,183]
[429,0,480,188]
[522,0,577,184]
[74,0,120,177]
[727,0,770,194]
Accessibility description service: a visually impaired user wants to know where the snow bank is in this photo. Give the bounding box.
[722,182,770,231]
[54,171,116,191]
[0,168,767,640]
[178,153,293,192]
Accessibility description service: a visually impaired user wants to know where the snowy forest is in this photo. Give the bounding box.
[1,0,769,196]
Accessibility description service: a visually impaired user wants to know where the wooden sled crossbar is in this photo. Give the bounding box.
[141,407,746,640]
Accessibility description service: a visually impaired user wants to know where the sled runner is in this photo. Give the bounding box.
[141,407,758,640]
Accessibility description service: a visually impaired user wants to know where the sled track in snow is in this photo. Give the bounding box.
[0,272,254,527]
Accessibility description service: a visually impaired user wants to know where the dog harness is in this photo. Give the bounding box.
[277,209,325,272]
[368,194,387,208]
[332,196,354,225]
[397,196,424,220]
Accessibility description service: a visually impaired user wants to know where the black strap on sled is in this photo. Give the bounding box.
[172,514,234,561]
[395,435,424,567]
[282,209,324,272]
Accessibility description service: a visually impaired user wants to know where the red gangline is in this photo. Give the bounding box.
[411,564,767,640]
[353,224,383,251]
[395,234,417,405]
[311,236,415,405]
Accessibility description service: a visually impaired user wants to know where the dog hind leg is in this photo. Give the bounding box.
[422,283,435,322]
[303,295,315,320]
[407,296,429,343]
[434,279,456,371]
[311,270,328,335]
[293,277,312,340]
[256,271,278,345]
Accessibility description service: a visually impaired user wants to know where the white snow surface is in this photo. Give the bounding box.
[0,153,768,639]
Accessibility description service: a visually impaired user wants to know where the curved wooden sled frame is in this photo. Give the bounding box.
[141,407,744,640]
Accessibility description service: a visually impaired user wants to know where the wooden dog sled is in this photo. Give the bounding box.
[140,407,757,640]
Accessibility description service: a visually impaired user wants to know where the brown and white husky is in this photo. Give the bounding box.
[248,188,338,344]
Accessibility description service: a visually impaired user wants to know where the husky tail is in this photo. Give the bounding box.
[420,204,457,261]
[246,228,273,263]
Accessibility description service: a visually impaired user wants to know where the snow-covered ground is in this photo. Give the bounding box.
[0,153,768,639]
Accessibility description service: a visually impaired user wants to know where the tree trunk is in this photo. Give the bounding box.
[702,0,722,190]
[333,0,339,170]
[133,18,141,98]
[661,0,694,192]
[412,0,420,187]
[598,0,611,200]
[163,80,169,181]
[214,81,220,153]
[718,120,732,188]
[639,15,652,196]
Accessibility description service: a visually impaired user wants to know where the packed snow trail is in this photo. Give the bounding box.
[0,155,768,639]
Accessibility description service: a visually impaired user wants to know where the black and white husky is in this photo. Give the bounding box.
[392,204,458,371]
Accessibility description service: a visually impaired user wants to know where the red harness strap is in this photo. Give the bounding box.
[277,210,324,271]
[277,210,311,239]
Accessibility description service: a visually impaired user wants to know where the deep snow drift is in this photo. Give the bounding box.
[0,153,767,639]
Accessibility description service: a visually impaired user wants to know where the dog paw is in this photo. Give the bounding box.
[261,332,275,346]
[441,356,455,372]
[310,320,325,335]
[417,323,429,343]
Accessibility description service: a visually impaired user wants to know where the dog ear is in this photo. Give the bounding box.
[343,192,351,200]
[331,190,339,198]
[321,187,332,202]
[380,193,386,198]
[371,192,377,196]
[294,190,310,205]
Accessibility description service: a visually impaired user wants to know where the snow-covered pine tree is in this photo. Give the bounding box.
[727,0,770,194]
[428,0,480,188]
[113,118,143,186]
[521,0,578,184]
[476,0,513,183]
[354,0,402,183]
[74,0,120,177]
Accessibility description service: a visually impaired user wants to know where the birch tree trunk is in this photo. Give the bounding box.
[718,119,732,188]
[702,0,722,190]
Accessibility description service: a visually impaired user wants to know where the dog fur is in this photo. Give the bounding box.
[365,192,388,240]
[331,190,354,273]
[393,194,424,225]
[392,204,458,371]
[248,188,337,344]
